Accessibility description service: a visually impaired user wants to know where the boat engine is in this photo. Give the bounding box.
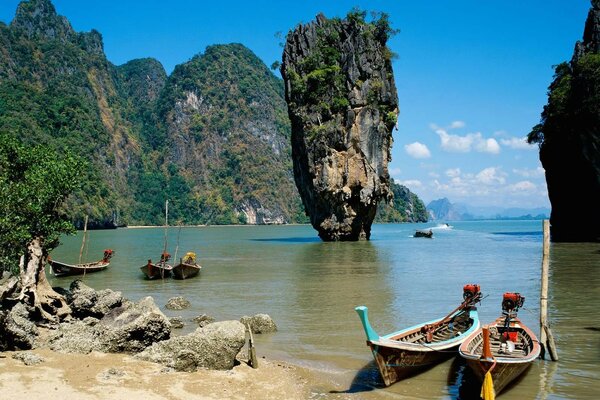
[502,292,525,313]
[463,284,481,301]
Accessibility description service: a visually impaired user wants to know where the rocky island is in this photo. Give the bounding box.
[528,0,600,242]
[281,11,399,241]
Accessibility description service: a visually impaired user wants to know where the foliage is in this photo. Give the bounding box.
[284,8,398,143]
[528,54,600,146]
[375,180,428,223]
[0,133,82,274]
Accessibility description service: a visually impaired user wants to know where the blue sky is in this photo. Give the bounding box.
[1,1,592,209]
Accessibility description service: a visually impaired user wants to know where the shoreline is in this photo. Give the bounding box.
[0,348,320,399]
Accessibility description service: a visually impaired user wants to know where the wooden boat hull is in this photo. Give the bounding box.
[49,260,110,277]
[140,263,173,279]
[172,262,201,279]
[459,316,541,395]
[368,340,457,384]
[356,306,480,386]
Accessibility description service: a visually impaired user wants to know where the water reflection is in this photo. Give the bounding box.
[546,242,600,399]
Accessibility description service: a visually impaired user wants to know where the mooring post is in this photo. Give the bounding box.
[540,219,558,361]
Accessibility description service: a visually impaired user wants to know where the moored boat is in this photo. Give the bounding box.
[140,252,173,279]
[355,284,482,386]
[459,292,541,397]
[414,229,433,238]
[49,249,114,277]
[172,252,201,280]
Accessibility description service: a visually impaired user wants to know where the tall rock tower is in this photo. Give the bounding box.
[528,0,600,242]
[281,11,399,241]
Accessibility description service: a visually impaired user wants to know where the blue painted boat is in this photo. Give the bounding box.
[355,284,482,386]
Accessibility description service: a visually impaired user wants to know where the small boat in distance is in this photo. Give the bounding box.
[49,249,114,277]
[459,292,541,397]
[140,252,173,279]
[414,229,433,238]
[172,251,201,280]
[355,284,482,386]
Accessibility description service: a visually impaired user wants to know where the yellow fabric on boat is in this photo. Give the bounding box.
[184,252,196,263]
[480,370,495,400]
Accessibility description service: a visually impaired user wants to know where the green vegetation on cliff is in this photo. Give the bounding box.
[375,180,428,223]
[0,0,425,229]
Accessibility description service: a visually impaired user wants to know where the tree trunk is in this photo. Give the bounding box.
[18,236,71,323]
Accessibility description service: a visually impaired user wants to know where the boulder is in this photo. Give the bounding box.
[135,320,246,371]
[48,297,170,354]
[48,318,106,353]
[240,314,277,334]
[98,296,171,353]
[12,352,44,365]
[165,296,191,310]
[68,280,125,319]
[193,313,215,328]
[169,316,184,329]
[0,302,39,350]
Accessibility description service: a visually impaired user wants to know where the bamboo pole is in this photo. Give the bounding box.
[540,219,558,361]
[78,215,88,264]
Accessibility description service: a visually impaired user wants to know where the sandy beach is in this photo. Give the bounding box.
[0,348,323,400]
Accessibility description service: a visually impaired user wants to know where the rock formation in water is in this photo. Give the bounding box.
[281,11,399,241]
[528,0,600,242]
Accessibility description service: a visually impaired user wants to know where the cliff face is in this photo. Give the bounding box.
[155,44,303,225]
[0,0,141,228]
[281,12,398,241]
[376,181,428,223]
[1,1,424,228]
[528,0,600,242]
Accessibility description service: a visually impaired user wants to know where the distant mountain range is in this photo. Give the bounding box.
[427,198,550,221]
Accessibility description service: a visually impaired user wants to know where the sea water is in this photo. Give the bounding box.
[48,221,600,399]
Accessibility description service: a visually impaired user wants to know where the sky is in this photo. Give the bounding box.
[1,0,593,210]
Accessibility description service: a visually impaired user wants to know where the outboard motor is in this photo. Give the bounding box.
[502,292,525,314]
[463,284,481,301]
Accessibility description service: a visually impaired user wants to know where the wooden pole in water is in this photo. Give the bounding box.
[78,215,88,264]
[540,219,558,361]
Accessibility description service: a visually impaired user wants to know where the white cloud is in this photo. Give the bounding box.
[513,167,545,178]
[500,137,535,150]
[475,138,501,154]
[508,181,537,193]
[398,179,423,189]
[449,120,465,129]
[405,142,431,159]
[435,129,500,154]
[389,167,402,176]
[475,167,506,185]
[445,168,461,178]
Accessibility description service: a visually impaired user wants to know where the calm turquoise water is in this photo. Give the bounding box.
[48,221,600,399]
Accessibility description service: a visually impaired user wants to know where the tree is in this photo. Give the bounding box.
[0,132,82,322]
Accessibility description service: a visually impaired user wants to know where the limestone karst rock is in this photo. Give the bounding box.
[529,0,600,242]
[281,11,399,241]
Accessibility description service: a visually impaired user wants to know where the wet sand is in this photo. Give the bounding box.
[0,348,317,400]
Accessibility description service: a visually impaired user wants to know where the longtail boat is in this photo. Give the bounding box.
[459,292,540,397]
[49,249,114,277]
[172,251,201,280]
[355,284,482,386]
[414,229,433,238]
[140,252,173,279]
